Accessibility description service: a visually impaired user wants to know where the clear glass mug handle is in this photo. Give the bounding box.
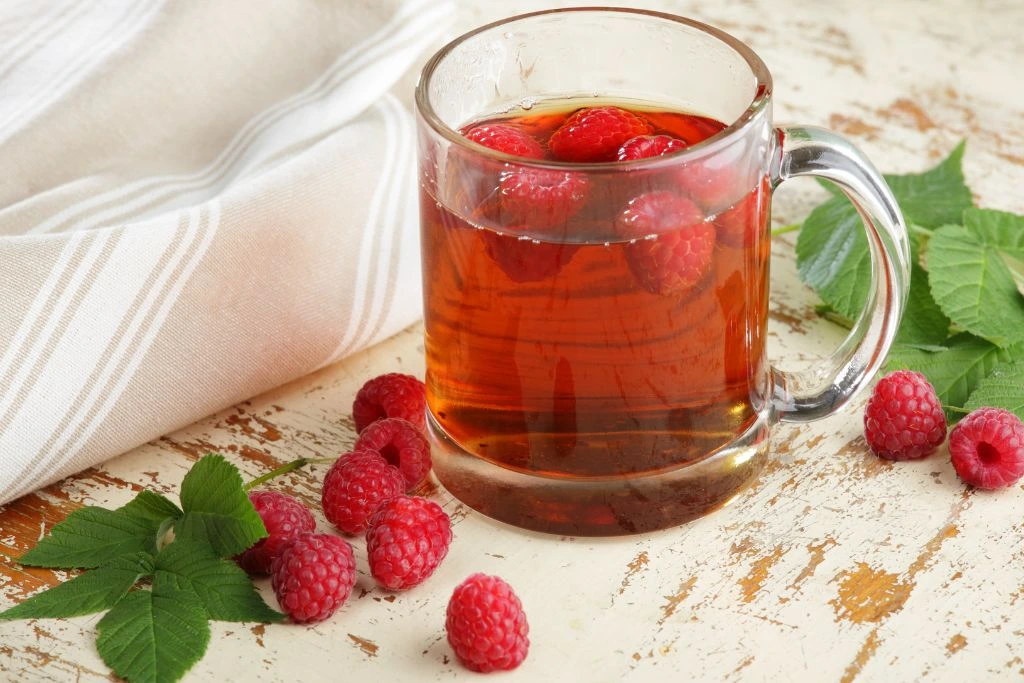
[768,126,911,423]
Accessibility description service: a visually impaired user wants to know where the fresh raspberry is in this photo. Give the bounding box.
[366,495,452,590]
[321,450,405,534]
[497,169,589,228]
[464,123,545,159]
[446,573,529,673]
[949,407,1024,489]
[549,106,653,162]
[236,491,316,575]
[616,134,688,161]
[270,533,356,623]
[482,232,579,284]
[354,417,432,490]
[616,191,715,295]
[352,373,426,433]
[863,370,947,461]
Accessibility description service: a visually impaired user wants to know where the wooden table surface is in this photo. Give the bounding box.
[3,1,1024,681]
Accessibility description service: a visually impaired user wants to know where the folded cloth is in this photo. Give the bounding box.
[0,0,455,504]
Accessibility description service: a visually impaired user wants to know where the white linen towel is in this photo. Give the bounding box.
[0,0,455,504]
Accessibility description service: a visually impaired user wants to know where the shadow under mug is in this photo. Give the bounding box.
[415,8,910,536]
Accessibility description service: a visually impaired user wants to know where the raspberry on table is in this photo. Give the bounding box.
[863,370,947,461]
[321,450,405,534]
[236,491,316,575]
[465,123,545,159]
[446,573,529,673]
[949,407,1024,489]
[549,106,653,162]
[352,373,426,433]
[353,417,432,490]
[270,533,356,623]
[616,134,688,161]
[615,191,715,296]
[366,495,452,590]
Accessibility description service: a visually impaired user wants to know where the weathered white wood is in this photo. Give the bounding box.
[2,1,1024,681]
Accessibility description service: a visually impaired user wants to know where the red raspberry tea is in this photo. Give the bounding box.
[421,100,771,534]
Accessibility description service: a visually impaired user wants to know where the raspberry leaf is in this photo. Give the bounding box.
[964,208,1024,257]
[964,362,1024,421]
[96,586,210,683]
[796,195,867,319]
[928,225,1024,347]
[0,552,152,621]
[895,232,950,346]
[886,334,1020,420]
[153,539,283,623]
[796,142,971,321]
[882,141,971,229]
[20,491,181,569]
[121,489,183,522]
[175,454,267,557]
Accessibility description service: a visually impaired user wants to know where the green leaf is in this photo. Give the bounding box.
[963,207,1024,257]
[964,362,1024,420]
[20,491,181,569]
[963,207,1024,296]
[153,540,283,623]
[884,141,972,229]
[174,454,266,557]
[120,490,183,523]
[96,586,210,683]
[796,142,971,320]
[886,333,1019,419]
[0,553,153,621]
[796,195,868,320]
[928,225,1024,347]
[895,232,951,346]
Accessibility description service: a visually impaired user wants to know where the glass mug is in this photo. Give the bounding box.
[415,8,909,535]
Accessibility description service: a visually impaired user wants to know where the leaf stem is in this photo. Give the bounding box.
[771,223,801,237]
[910,225,935,238]
[243,457,338,491]
[943,405,971,415]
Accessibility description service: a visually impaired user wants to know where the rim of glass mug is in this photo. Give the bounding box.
[414,6,773,172]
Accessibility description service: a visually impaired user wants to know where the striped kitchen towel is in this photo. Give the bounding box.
[0,0,455,504]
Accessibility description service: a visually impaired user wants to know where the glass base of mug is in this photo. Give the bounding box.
[428,412,770,536]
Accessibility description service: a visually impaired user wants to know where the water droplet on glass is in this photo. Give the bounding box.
[520,97,536,110]
[503,31,513,39]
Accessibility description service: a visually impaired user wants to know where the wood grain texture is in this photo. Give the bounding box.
[3,0,1024,681]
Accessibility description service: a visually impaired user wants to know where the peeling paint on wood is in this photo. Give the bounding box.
[945,633,967,655]
[830,562,912,624]
[348,634,379,657]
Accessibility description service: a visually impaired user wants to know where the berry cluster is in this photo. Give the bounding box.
[462,105,755,288]
[238,372,529,672]
[864,370,1024,489]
